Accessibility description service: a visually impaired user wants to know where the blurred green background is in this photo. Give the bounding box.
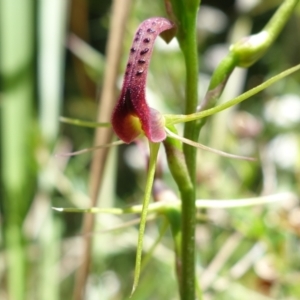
[1,0,300,299]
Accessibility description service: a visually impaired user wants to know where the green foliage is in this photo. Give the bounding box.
[1,1,300,300]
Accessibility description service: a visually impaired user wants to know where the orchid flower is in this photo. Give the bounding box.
[110,17,257,160]
[57,16,300,296]
[110,18,177,294]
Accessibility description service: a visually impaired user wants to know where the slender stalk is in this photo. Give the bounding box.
[166,0,200,296]
[182,16,199,178]
[38,0,68,143]
[163,132,193,290]
[180,11,200,300]
[132,142,160,295]
[59,116,110,128]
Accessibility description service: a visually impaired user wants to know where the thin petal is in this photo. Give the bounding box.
[147,108,166,142]
[165,127,256,161]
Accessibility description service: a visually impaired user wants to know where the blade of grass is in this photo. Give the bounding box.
[37,1,68,299]
[39,208,62,300]
[0,0,34,299]
[38,0,68,143]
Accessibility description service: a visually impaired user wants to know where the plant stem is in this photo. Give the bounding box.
[181,11,200,300]
[182,19,199,178]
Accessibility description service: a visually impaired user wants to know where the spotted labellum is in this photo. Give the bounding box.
[111,17,176,143]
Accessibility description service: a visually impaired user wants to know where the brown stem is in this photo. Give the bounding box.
[72,1,133,299]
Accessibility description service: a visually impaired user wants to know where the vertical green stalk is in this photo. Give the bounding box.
[182,17,199,177]
[166,0,200,298]
[163,129,194,296]
[38,1,68,298]
[39,214,61,300]
[38,0,68,143]
[180,10,200,300]
[181,18,198,300]
[169,2,298,298]
[0,1,34,299]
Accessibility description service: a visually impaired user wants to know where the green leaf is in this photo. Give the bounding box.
[131,141,160,296]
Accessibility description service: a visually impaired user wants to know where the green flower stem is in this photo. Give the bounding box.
[164,207,182,282]
[163,129,193,192]
[232,0,299,68]
[178,9,200,299]
[167,0,200,297]
[131,141,160,295]
[164,63,300,125]
[264,0,299,37]
[163,130,193,290]
[181,14,199,179]
[198,54,236,112]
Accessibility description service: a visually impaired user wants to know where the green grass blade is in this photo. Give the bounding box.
[0,0,35,299]
[131,142,160,296]
[38,0,68,143]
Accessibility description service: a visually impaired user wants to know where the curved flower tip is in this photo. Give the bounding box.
[112,17,176,144]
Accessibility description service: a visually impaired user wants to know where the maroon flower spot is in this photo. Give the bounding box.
[130,47,136,53]
[138,59,146,64]
[143,38,150,43]
[140,48,149,55]
[147,28,156,34]
[137,29,143,36]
